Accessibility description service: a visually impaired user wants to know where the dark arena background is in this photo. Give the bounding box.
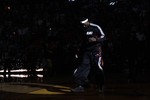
[0,0,149,100]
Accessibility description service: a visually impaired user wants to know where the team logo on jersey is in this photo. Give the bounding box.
[86,31,93,35]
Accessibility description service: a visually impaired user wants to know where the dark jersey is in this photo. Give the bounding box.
[84,23,105,49]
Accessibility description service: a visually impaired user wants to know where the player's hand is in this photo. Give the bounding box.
[89,37,97,42]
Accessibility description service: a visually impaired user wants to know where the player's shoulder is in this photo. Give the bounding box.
[90,23,100,28]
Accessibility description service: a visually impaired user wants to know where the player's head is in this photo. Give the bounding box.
[80,18,90,27]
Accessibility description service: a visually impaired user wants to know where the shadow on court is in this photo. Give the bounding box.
[0,78,150,100]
